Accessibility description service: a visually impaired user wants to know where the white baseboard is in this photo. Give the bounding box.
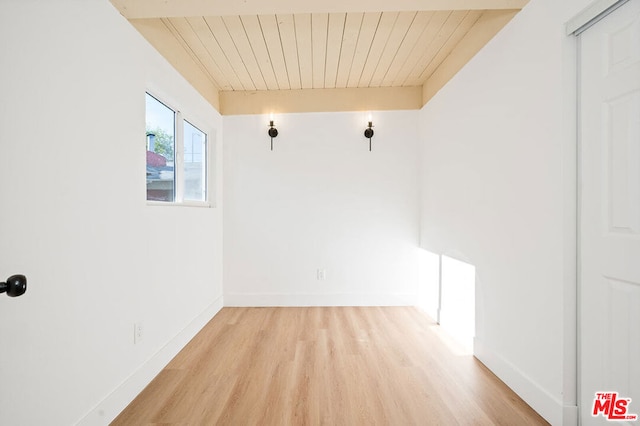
[223,292,416,307]
[76,296,224,426]
[474,337,565,426]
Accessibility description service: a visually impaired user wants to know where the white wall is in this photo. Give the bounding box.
[0,0,223,424]
[417,0,592,424]
[224,111,420,306]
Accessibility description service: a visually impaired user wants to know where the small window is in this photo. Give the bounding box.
[145,92,209,205]
[145,93,175,202]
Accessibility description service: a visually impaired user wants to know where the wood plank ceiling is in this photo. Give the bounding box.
[110,0,528,114]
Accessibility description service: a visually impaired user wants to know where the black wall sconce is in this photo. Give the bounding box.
[268,116,278,151]
[364,117,374,151]
[1,274,27,298]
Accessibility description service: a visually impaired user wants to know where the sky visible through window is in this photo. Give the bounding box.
[184,120,204,163]
[145,93,174,143]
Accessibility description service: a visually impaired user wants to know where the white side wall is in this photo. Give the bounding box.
[0,1,223,424]
[223,111,420,306]
[417,0,592,424]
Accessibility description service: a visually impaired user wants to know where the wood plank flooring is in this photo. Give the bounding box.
[112,307,549,425]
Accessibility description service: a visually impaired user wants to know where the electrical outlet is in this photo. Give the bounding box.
[134,322,143,344]
[317,269,326,281]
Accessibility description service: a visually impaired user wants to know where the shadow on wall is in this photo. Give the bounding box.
[417,249,476,354]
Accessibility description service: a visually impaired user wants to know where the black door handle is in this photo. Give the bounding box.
[0,275,27,297]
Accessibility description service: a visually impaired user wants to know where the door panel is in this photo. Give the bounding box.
[579,1,640,424]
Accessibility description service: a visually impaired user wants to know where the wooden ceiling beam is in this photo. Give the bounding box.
[110,0,528,19]
[219,86,422,115]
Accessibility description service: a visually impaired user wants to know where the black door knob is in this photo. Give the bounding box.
[0,274,27,297]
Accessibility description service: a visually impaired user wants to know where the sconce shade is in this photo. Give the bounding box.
[0,274,27,297]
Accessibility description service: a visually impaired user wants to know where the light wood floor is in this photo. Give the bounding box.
[112,307,549,425]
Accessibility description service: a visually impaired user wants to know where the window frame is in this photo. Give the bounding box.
[145,90,213,208]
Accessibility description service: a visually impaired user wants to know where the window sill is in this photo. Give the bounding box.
[146,200,213,208]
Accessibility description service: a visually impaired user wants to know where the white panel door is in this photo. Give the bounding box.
[580,1,640,425]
